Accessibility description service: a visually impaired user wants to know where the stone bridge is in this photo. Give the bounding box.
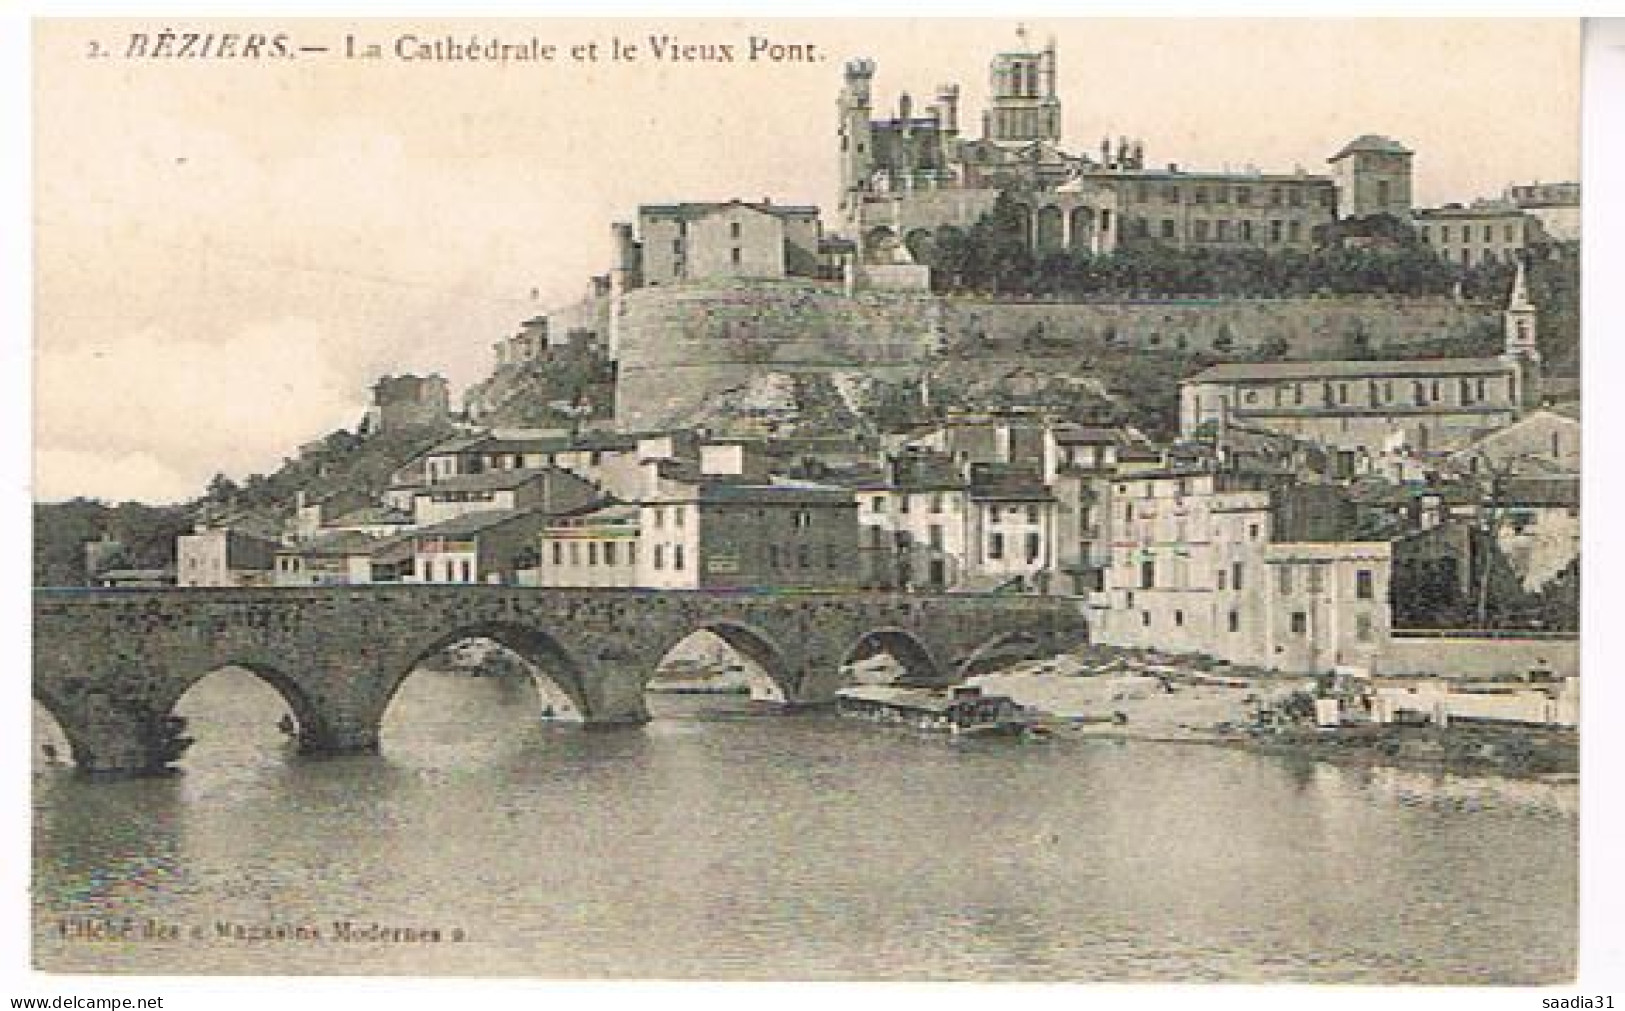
[33,586,1085,775]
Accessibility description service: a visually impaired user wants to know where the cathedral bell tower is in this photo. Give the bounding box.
[982,28,1061,146]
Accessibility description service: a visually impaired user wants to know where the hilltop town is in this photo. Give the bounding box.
[51,35,1581,748]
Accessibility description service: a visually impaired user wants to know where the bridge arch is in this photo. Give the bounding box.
[956,631,1051,681]
[841,627,946,689]
[32,688,88,769]
[383,621,593,725]
[647,620,795,704]
[157,660,326,746]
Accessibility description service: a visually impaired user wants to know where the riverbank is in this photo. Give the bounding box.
[968,648,1578,779]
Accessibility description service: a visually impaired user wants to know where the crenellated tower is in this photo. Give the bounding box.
[838,58,876,223]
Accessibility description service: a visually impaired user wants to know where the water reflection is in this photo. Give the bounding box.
[33,673,1578,982]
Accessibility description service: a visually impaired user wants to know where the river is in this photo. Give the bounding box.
[31,666,1577,982]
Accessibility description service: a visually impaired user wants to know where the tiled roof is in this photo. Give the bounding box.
[411,508,548,538]
[416,467,558,494]
[968,464,1053,502]
[1499,477,1579,508]
[325,505,413,527]
[692,481,854,506]
[281,530,382,558]
[638,199,820,222]
[1185,357,1512,384]
[1050,424,1134,446]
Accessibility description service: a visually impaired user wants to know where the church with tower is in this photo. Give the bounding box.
[838,31,1417,269]
[1177,262,1544,457]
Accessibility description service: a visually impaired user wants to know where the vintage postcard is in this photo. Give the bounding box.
[25,15,1601,992]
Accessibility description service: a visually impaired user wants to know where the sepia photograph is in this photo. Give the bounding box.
[21,13,1610,993]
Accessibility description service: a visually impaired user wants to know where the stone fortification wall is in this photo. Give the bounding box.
[614,281,944,430]
[941,293,1491,357]
[612,280,1496,431]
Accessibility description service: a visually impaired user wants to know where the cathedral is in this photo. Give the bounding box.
[838,32,1414,268]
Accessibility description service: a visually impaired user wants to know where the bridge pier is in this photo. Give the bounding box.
[293,715,381,757]
[55,692,191,777]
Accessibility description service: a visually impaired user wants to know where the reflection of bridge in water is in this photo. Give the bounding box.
[34,587,1084,775]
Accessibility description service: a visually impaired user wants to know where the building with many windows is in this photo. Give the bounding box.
[838,34,1409,262]
[534,501,641,588]
[1092,468,1391,674]
[1180,266,1541,455]
[1413,199,1539,267]
[637,478,861,591]
[615,200,826,288]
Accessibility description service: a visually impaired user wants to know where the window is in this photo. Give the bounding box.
[1356,614,1373,642]
[552,542,563,566]
[1237,187,1251,206]
[570,542,580,566]
[1217,568,1227,591]
[675,506,685,528]
[899,495,911,515]
[797,545,811,568]
[672,238,683,254]
[989,533,1005,560]
[1142,611,1152,627]
[1356,569,1374,600]
[1277,565,1293,594]
[1161,219,1176,240]
[460,560,472,583]
[1141,559,1156,589]
[769,545,781,568]
[1174,610,1184,627]
[1290,611,1307,635]
[653,545,665,570]
[605,542,618,566]
[826,545,838,569]
[674,545,685,571]
[871,496,885,513]
[1270,220,1283,243]
[1306,566,1324,594]
[931,492,943,514]
[1194,187,1208,205]
[1241,220,1253,242]
[1289,188,1304,207]
[587,542,598,566]
[730,221,742,239]
[1025,532,1041,563]
[1287,220,1302,242]
[929,525,944,550]
[653,507,664,530]
[1232,561,1244,590]
[730,247,742,266]
[1228,610,1240,633]
[1194,219,1210,242]
[1026,504,1040,524]
[1216,220,1231,241]
[989,505,1002,525]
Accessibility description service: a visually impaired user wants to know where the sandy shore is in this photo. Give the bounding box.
[968,652,1311,743]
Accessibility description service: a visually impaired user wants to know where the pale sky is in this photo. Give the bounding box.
[33,18,1582,504]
